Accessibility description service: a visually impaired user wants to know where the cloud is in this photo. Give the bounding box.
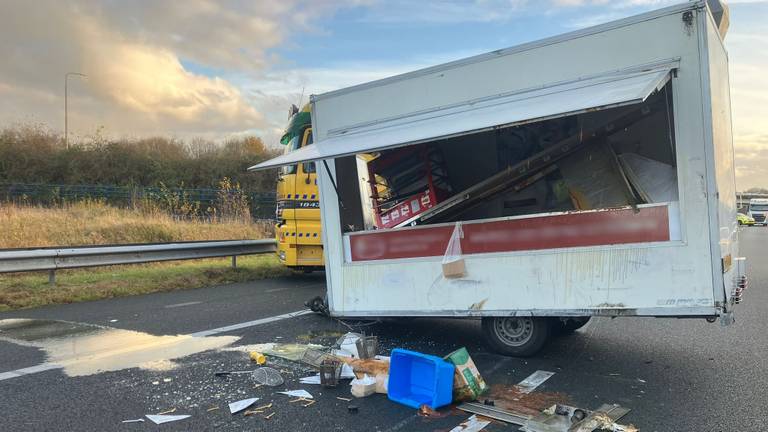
[0,0,357,138]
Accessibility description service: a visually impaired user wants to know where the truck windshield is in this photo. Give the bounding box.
[750,204,768,212]
[280,136,301,175]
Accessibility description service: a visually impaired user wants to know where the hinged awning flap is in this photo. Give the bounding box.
[248,66,672,171]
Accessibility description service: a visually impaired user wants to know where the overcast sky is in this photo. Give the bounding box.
[0,0,765,189]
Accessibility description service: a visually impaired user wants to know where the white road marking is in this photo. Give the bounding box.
[0,309,312,382]
[164,301,203,309]
[188,309,312,337]
[0,363,62,381]
[265,288,288,293]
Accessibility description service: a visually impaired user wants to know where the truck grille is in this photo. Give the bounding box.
[754,214,765,222]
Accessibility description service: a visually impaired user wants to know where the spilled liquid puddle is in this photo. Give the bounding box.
[0,319,238,377]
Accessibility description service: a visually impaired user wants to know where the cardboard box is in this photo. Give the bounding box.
[442,259,466,278]
[444,347,487,401]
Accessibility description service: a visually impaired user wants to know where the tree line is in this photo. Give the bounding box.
[0,124,280,193]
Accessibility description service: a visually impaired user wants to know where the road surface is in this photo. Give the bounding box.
[0,228,765,431]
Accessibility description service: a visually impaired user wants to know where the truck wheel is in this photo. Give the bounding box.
[557,317,591,335]
[481,317,551,357]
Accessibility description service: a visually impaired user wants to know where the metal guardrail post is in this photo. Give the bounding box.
[48,270,56,285]
[231,256,237,269]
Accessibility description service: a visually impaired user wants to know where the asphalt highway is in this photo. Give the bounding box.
[1,228,765,431]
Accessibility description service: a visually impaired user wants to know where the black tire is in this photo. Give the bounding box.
[556,316,591,335]
[481,316,551,357]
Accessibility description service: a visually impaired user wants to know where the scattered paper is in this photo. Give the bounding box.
[337,333,362,358]
[515,370,555,394]
[350,374,376,386]
[121,419,144,423]
[449,415,490,432]
[332,349,354,358]
[341,363,355,379]
[162,378,172,383]
[145,414,191,425]
[109,319,118,323]
[277,390,313,399]
[299,374,321,384]
[229,397,259,414]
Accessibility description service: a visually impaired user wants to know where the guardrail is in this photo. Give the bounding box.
[0,240,276,284]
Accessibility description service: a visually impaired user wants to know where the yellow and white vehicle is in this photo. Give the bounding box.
[275,104,324,270]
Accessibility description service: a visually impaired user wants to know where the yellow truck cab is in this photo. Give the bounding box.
[275,104,324,270]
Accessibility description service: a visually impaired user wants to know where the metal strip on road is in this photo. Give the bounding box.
[0,309,313,382]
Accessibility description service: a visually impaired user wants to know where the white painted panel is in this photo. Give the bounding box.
[310,3,718,317]
[703,9,738,305]
[313,9,700,140]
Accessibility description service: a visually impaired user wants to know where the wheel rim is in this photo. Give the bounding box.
[492,317,534,347]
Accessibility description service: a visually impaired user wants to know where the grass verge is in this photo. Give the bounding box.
[0,254,292,311]
[0,201,271,248]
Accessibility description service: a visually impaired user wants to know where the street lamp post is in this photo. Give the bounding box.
[64,72,86,149]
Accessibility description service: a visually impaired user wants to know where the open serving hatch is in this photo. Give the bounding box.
[251,63,681,263]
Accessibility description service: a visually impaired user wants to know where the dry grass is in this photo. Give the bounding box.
[0,255,291,311]
[0,201,286,310]
[0,201,272,248]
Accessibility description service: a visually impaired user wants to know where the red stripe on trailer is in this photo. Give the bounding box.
[348,205,670,262]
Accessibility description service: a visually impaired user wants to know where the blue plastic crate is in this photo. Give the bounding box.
[387,348,455,409]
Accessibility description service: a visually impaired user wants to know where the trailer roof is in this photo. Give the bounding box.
[310,1,702,103]
[249,65,673,171]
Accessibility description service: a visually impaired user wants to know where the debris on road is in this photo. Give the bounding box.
[355,335,379,359]
[350,374,377,398]
[278,389,313,399]
[252,367,284,386]
[525,403,636,432]
[319,358,342,387]
[228,397,259,414]
[337,332,362,357]
[205,406,219,412]
[145,414,191,425]
[121,419,144,424]
[213,369,258,376]
[249,351,266,365]
[449,414,490,432]
[156,407,176,415]
[387,348,454,409]
[417,404,449,419]
[226,342,323,361]
[445,347,488,402]
[299,374,322,384]
[515,370,555,394]
[457,402,530,425]
[347,405,359,414]
[337,396,352,402]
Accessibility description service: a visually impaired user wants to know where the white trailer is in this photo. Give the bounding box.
[747,198,768,225]
[251,1,745,356]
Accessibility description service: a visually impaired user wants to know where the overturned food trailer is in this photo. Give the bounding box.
[251,1,745,356]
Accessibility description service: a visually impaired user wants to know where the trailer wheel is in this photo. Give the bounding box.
[557,317,591,335]
[481,317,551,357]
